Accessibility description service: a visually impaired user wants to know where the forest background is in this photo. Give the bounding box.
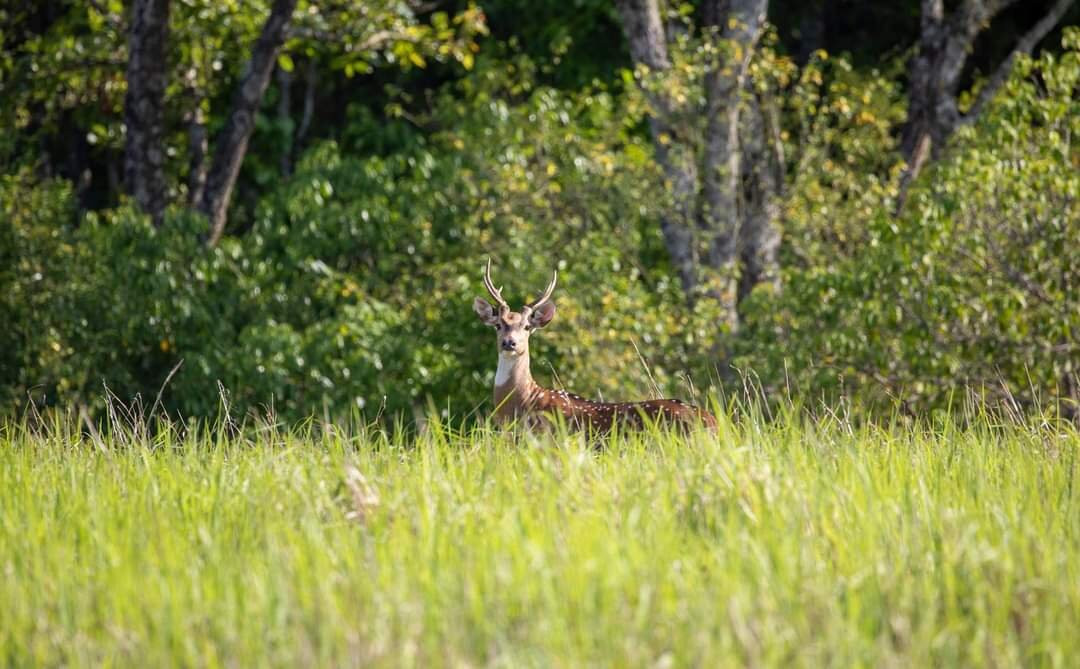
[2,0,1079,423]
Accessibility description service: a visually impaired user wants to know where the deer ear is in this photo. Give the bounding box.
[473,297,500,325]
[529,301,556,329]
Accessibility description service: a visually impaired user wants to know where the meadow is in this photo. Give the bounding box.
[2,405,1078,667]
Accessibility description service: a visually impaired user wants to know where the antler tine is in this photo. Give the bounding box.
[483,258,510,312]
[524,268,558,313]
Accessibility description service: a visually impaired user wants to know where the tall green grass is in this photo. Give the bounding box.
[1,407,1077,667]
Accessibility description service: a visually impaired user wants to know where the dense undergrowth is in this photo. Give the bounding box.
[3,34,1078,423]
[2,404,1077,666]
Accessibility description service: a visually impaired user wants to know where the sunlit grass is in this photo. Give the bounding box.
[1,407,1078,667]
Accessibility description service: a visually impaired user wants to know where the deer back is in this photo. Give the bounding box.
[532,388,716,432]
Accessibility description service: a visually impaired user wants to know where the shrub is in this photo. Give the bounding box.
[740,34,1080,417]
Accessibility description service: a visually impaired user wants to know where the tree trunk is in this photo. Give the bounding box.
[199,0,298,246]
[896,0,1073,214]
[617,0,770,313]
[699,0,767,332]
[615,0,700,298]
[899,0,971,163]
[738,92,782,304]
[123,0,171,227]
[701,84,742,329]
[897,0,963,212]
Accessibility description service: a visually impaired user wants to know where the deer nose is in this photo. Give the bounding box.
[501,339,517,351]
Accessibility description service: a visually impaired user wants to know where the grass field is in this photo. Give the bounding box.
[1,407,1078,667]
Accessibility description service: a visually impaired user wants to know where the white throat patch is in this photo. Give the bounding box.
[494,356,518,387]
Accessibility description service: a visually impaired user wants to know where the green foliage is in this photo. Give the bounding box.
[770,48,906,265]
[224,50,712,418]
[0,171,78,408]
[0,0,486,198]
[1,49,703,420]
[4,13,1080,421]
[1,2,126,143]
[741,34,1080,415]
[2,412,1078,665]
[477,0,627,88]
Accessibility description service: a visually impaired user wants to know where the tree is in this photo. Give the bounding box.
[737,90,782,301]
[615,0,699,296]
[198,0,298,246]
[119,0,299,239]
[616,0,768,332]
[123,0,171,228]
[700,0,767,330]
[111,0,486,243]
[896,0,1075,212]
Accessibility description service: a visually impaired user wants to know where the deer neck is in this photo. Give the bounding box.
[493,352,538,418]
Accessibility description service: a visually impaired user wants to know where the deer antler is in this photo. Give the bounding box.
[483,258,510,314]
[523,268,558,315]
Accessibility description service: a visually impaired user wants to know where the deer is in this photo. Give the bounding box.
[473,259,717,432]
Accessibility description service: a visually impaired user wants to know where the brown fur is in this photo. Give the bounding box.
[500,379,718,433]
[475,264,716,433]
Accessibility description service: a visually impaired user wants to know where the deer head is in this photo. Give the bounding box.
[473,258,557,360]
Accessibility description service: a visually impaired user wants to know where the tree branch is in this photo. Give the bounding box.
[962,0,1075,125]
[199,0,299,246]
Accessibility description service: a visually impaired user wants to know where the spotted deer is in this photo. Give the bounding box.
[473,259,717,432]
